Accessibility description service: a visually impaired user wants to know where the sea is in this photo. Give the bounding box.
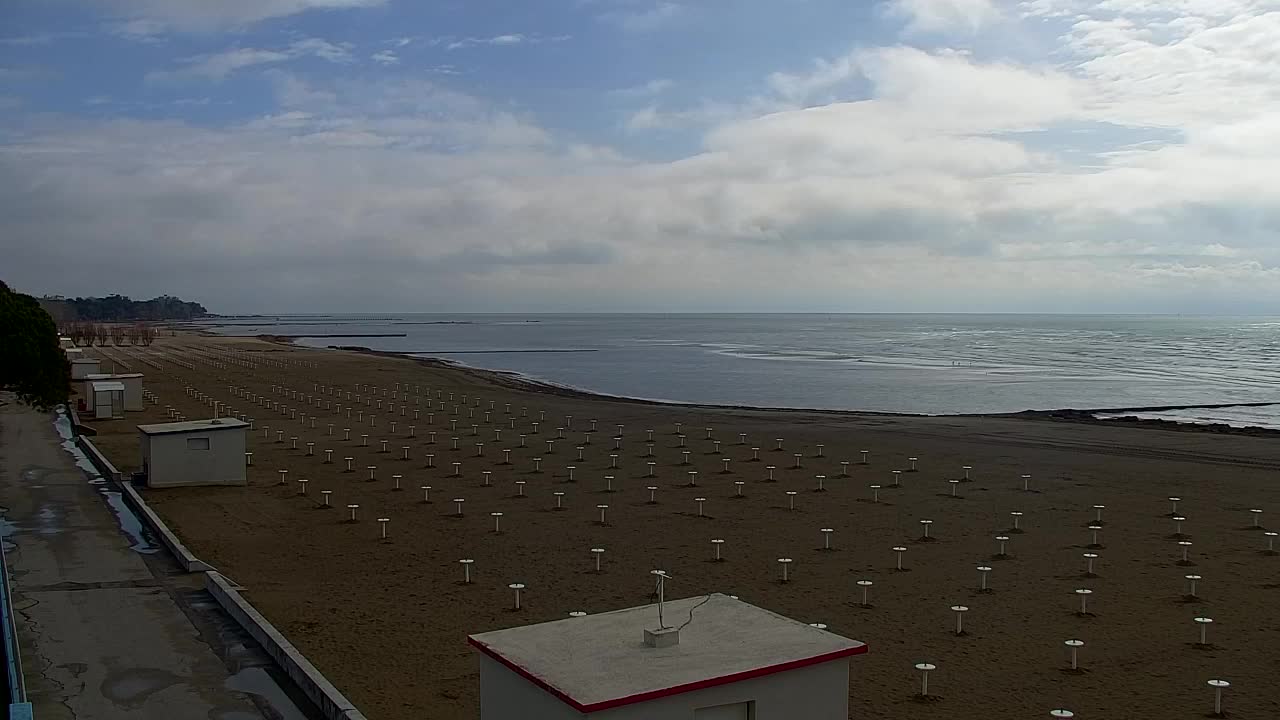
[197,314,1280,429]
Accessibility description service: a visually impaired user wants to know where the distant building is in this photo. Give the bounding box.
[83,373,144,412]
[469,593,866,720]
[88,381,125,420]
[137,419,248,488]
[69,357,100,380]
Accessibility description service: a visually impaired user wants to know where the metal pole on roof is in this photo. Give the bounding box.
[651,570,672,629]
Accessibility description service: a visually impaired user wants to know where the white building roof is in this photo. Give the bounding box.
[85,373,144,380]
[468,593,866,714]
[70,357,99,364]
[137,418,249,436]
[90,381,125,392]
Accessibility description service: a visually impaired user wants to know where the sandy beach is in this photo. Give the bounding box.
[81,333,1280,720]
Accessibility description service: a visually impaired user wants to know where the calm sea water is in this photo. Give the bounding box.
[199,314,1280,428]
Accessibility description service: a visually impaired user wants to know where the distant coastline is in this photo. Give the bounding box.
[315,342,1280,439]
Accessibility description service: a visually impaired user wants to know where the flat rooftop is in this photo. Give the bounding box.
[468,593,866,713]
[137,418,249,436]
[85,373,144,380]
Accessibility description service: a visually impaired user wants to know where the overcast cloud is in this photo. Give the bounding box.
[2,0,1279,313]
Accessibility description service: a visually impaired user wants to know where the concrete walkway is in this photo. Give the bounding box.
[0,398,313,720]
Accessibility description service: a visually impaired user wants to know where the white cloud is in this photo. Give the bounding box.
[442,34,570,51]
[85,0,386,31]
[288,38,355,64]
[624,101,745,132]
[0,32,89,45]
[766,54,861,103]
[371,50,399,65]
[105,18,168,42]
[146,49,292,83]
[266,70,338,107]
[146,38,356,83]
[5,0,1280,312]
[889,0,1002,34]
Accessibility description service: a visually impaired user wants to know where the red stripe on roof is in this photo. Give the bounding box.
[468,636,867,714]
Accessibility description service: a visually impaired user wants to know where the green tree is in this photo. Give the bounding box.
[0,281,70,409]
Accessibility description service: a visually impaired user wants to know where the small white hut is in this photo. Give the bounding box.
[469,593,866,720]
[137,418,248,488]
[70,357,101,380]
[88,381,125,420]
[84,373,144,412]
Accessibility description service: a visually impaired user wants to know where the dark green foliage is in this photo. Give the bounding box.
[1,281,70,409]
[57,293,207,321]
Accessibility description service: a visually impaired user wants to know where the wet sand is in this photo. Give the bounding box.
[82,334,1280,720]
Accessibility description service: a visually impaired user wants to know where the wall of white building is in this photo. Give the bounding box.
[478,653,850,720]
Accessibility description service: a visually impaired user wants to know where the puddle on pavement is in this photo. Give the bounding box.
[226,667,310,720]
[35,504,63,536]
[51,408,159,554]
[100,667,183,706]
[99,490,159,554]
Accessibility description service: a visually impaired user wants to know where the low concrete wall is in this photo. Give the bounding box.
[67,406,94,436]
[205,572,368,720]
[118,481,211,572]
[75,435,121,482]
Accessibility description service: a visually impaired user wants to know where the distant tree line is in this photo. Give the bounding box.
[38,293,208,322]
[64,322,157,347]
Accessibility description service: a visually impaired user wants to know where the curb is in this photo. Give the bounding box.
[118,481,212,572]
[75,435,120,482]
[205,572,368,720]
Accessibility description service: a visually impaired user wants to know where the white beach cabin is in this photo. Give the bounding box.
[468,593,866,720]
[70,356,101,380]
[84,373,145,411]
[88,381,125,420]
[137,418,248,488]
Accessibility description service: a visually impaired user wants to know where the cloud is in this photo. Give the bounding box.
[624,101,746,132]
[370,50,398,66]
[0,32,89,46]
[889,0,1001,34]
[5,0,1280,312]
[288,38,355,64]
[146,38,355,83]
[766,54,861,103]
[84,0,387,31]
[146,48,292,83]
[440,34,570,51]
[105,19,168,42]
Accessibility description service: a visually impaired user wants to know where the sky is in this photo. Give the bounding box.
[3,0,1280,314]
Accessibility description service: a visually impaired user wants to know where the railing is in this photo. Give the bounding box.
[0,534,31,719]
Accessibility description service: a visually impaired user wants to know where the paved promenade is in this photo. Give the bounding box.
[0,398,310,720]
